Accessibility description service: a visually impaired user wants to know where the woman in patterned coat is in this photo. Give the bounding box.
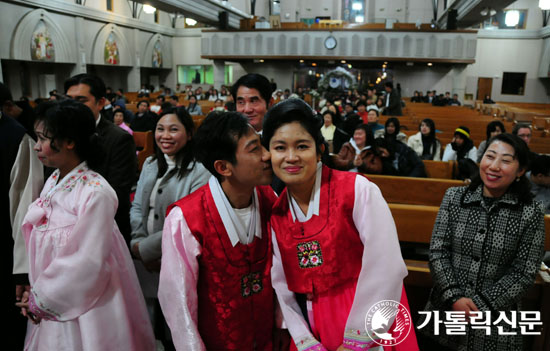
[419,133,545,351]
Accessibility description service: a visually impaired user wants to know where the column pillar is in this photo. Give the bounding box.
[213,59,225,88]
[451,65,467,100]
[127,28,141,91]
[70,17,87,76]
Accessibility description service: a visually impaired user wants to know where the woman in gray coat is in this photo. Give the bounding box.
[130,107,209,345]
[419,133,545,351]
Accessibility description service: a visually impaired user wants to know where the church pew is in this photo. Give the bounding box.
[124,92,139,103]
[133,131,154,171]
[422,160,456,179]
[366,174,463,206]
[389,203,550,252]
[533,117,550,137]
[192,115,206,128]
[125,103,138,114]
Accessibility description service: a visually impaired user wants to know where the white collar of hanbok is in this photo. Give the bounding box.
[208,176,262,247]
[288,162,322,222]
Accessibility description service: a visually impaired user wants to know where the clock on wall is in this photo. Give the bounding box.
[324,35,337,50]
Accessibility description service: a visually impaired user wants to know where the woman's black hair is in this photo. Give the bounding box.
[485,120,506,141]
[384,117,401,146]
[419,118,436,138]
[154,106,196,179]
[469,133,532,203]
[35,99,104,171]
[419,118,439,157]
[385,117,401,135]
[353,123,378,153]
[326,106,343,127]
[322,110,336,126]
[263,98,324,154]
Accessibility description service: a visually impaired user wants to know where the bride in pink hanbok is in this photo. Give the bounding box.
[262,99,418,351]
[16,100,155,351]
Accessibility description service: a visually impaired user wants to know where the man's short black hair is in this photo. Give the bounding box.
[157,95,165,102]
[531,155,550,176]
[170,95,178,100]
[64,74,106,101]
[231,73,272,108]
[137,100,149,108]
[193,111,252,180]
[0,82,13,106]
[385,82,394,89]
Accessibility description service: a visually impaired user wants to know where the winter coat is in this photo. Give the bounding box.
[380,141,427,178]
[419,185,545,351]
[407,132,441,161]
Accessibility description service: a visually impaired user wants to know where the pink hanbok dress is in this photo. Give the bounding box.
[271,164,419,351]
[21,162,155,351]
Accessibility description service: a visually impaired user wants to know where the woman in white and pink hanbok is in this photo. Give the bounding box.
[18,100,155,351]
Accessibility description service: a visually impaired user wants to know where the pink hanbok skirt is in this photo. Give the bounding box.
[291,282,418,351]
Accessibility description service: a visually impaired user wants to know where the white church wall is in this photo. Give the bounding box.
[393,65,455,98]
[239,61,296,91]
[465,36,549,102]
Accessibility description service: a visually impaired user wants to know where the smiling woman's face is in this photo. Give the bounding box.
[155,114,189,156]
[269,121,319,190]
[480,140,525,198]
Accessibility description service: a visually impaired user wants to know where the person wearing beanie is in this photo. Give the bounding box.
[442,126,477,162]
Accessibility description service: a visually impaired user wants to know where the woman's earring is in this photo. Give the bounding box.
[516,177,520,182]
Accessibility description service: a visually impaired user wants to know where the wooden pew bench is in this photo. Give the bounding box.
[133,131,154,171]
[422,160,456,179]
[366,174,463,206]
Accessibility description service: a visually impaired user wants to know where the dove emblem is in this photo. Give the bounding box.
[365,300,411,346]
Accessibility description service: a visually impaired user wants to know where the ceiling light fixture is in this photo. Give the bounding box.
[505,10,520,26]
[427,62,433,66]
[143,4,156,14]
[299,59,304,63]
[185,18,197,26]
[480,7,497,16]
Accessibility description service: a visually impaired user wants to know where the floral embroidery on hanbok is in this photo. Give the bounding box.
[35,167,103,225]
[241,272,263,297]
[297,241,323,268]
